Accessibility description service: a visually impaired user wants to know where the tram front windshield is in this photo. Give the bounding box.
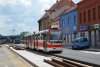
[50,30,62,43]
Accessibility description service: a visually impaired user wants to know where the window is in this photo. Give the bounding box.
[50,30,61,40]
[74,15,76,25]
[83,11,86,23]
[79,13,82,23]
[79,38,88,42]
[93,8,96,20]
[88,9,91,21]
[80,33,83,37]
[68,17,70,25]
[83,32,85,37]
[62,20,64,27]
[98,6,100,19]
[45,22,47,29]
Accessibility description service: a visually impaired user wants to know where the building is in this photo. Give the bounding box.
[38,0,75,31]
[77,0,100,48]
[60,6,78,45]
[38,14,50,31]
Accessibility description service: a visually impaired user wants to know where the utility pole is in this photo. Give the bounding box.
[12,29,15,36]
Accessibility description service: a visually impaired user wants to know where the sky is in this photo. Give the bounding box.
[0,0,80,36]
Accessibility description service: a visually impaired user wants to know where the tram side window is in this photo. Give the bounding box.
[40,34,42,40]
[42,33,48,40]
[41,35,43,40]
[38,34,41,40]
[39,34,41,40]
[38,34,43,40]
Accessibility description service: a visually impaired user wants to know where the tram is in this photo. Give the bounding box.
[22,27,63,52]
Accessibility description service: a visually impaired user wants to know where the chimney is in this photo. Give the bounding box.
[56,0,59,2]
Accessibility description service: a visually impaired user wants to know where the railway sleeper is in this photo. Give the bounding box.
[44,59,64,67]
[63,59,92,67]
[52,58,77,67]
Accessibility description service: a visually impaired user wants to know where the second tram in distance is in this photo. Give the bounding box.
[22,27,63,52]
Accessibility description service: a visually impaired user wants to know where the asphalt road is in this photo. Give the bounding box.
[55,48,100,65]
[0,45,32,67]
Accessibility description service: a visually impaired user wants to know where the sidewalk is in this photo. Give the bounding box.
[9,47,53,67]
[63,43,100,52]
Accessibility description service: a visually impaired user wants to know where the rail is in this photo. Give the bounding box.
[44,56,92,67]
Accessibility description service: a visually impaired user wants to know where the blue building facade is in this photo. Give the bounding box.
[60,7,78,45]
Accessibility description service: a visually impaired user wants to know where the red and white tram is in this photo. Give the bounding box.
[22,27,63,52]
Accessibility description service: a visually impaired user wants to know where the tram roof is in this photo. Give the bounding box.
[36,29,48,35]
[24,33,32,36]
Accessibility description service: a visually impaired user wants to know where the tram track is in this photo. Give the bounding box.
[44,56,92,67]
[6,46,100,67]
[53,55,100,67]
[23,48,100,67]
[28,50,100,67]
[26,49,99,67]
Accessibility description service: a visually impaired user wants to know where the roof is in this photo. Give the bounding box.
[36,29,48,35]
[38,1,61,22]
[61,5,77,16]
[38,0,75,22]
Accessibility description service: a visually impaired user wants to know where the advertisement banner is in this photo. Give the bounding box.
[94,24,100,29]
[89,24,94,30]
[90,24,100,30]
[80,25,89,31]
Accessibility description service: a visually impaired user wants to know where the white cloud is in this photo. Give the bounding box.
[17,23,29,31]
[38,0,56,13]
[39,0,55,4]
[18,0,32,7]
[0,0,17,6]
[16,22,38,34]
[0,0,32,8]
[0,15,12,27]
[0,15,13,35]
[0,0,80,36]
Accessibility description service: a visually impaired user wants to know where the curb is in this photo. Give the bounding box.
[6,46,38,67]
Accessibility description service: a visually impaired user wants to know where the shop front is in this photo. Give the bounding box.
[79,24,100,48]
[79,25,89,37]
[89,24,100,48]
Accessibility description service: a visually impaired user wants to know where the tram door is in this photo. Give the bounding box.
[33,35,36,49]
[29,36,32,49]
[43,33,47,52]
[36,35,38,49]
[26,37,29,48]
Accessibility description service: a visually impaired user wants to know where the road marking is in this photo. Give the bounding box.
[80,51,100,54]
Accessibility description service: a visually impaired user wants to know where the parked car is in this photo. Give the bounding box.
[13,44,26,50]
[72,37,90,49]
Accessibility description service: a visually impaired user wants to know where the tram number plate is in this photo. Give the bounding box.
[53,48,56,49]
